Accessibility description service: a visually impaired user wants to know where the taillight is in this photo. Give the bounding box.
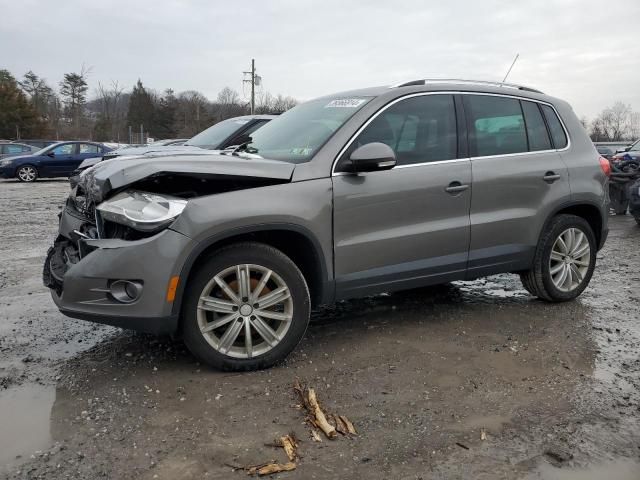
[599,156,611,177]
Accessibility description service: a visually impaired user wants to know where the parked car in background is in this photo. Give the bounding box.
[0,142,39,159]
[0,141,112,182]
[595,144,615,160]
[611,139,640,165]
[45,79,608,371]
[15,139,57,149]
[73,115,275,174]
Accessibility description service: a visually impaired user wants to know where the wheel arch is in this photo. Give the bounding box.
[545,201,605,249]
[171,224,333,318]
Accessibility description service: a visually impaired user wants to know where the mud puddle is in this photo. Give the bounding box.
[525,459,640,480]
[0,384,55,470]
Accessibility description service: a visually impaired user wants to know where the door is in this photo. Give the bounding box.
[463,94,571,278]
[332,94,472,299]
[40,143,77,177]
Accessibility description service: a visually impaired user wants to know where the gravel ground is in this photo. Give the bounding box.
[0,178,638,479]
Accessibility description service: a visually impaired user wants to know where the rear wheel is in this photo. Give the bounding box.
[16,165,38,182]
[520,214,596,302]
[181,242,310,371]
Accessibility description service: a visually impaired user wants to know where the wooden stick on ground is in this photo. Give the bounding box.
[280,434,298,462]
[307,388,337,439]
[251,462,297,476]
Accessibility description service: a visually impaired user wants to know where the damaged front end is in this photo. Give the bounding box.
[43,153,295,330]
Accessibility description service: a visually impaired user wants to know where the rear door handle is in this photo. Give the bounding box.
[445,181,470,194]
[543,171,561,183]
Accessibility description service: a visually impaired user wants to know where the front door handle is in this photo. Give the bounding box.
[543,171,561,183]
[445,181,470,194]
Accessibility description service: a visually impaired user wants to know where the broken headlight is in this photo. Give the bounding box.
[96,190,187,233]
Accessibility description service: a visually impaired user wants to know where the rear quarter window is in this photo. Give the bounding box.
[521,101,552,151]
[540,104,568,149]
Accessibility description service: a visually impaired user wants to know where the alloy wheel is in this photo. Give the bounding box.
[17,166,37,182]
[549,227,591,292]
[196,264,293,359]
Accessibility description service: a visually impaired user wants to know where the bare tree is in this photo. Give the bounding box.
[590,102,640,141]
[174,90,211,137]
[95,80,125,140]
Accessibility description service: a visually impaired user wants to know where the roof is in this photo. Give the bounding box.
[320,79,553,103]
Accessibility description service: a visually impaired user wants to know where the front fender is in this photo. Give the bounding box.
[169,178,334,311]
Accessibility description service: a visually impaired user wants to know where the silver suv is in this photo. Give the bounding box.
[44,79,610,371]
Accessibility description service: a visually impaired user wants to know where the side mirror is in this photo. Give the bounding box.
[47,151,55,157]
[348,142,396,173]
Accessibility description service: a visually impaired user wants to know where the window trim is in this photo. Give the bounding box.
[539,103,568,150]
[331,91,570,176]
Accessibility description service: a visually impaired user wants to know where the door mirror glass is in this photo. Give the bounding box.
[349,142,396,173]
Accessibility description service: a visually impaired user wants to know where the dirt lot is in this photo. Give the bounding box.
[0,178,638,479]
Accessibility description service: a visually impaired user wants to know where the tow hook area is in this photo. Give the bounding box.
[43,239,80,295]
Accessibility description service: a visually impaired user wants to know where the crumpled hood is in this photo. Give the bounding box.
[105,145,203,158]
[76,152,295,203]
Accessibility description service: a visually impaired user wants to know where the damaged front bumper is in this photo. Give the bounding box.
[43,197,193,334]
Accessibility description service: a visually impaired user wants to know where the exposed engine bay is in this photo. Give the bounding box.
[44,153,295,293]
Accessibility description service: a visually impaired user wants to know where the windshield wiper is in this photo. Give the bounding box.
[219,140,262,158]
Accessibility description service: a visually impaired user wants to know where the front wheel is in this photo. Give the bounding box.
[520,214,596,302]
[16,165,38,182]
[181,242,310,371]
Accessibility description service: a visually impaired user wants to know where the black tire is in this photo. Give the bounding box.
[181,242,310,371]
[16,164,38,182]
[519,214,597,302]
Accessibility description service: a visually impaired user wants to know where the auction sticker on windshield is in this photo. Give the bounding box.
[325,98,367,108]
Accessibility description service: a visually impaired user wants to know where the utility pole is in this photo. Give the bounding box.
[243,59,259,114]
[251,59,255,115]
[140,124,144,144]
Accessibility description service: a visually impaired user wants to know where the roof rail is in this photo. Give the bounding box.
[390,78,544,94]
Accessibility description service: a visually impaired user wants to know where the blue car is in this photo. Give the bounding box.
[0,141,112,182]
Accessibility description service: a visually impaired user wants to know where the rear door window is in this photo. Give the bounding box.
[540,104,568,149]
[465,95,528,156]
[79,143,100,154]
[521,101,552,151]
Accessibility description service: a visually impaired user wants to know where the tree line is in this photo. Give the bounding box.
[2,66,638,144]
[582,102,640,143]
[0,67,297,142]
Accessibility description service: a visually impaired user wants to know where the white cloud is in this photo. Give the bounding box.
[0,0,638,118]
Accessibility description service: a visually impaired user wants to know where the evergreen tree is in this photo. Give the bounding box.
[154,89,177,139]
[0,69,44,139]
[126,79,156,141]
[59,71,89,134]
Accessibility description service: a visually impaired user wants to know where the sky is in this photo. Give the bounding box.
[0,0,638,119]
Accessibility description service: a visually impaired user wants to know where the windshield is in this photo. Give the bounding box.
[242,96,372,163]
[185,118,252,149]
